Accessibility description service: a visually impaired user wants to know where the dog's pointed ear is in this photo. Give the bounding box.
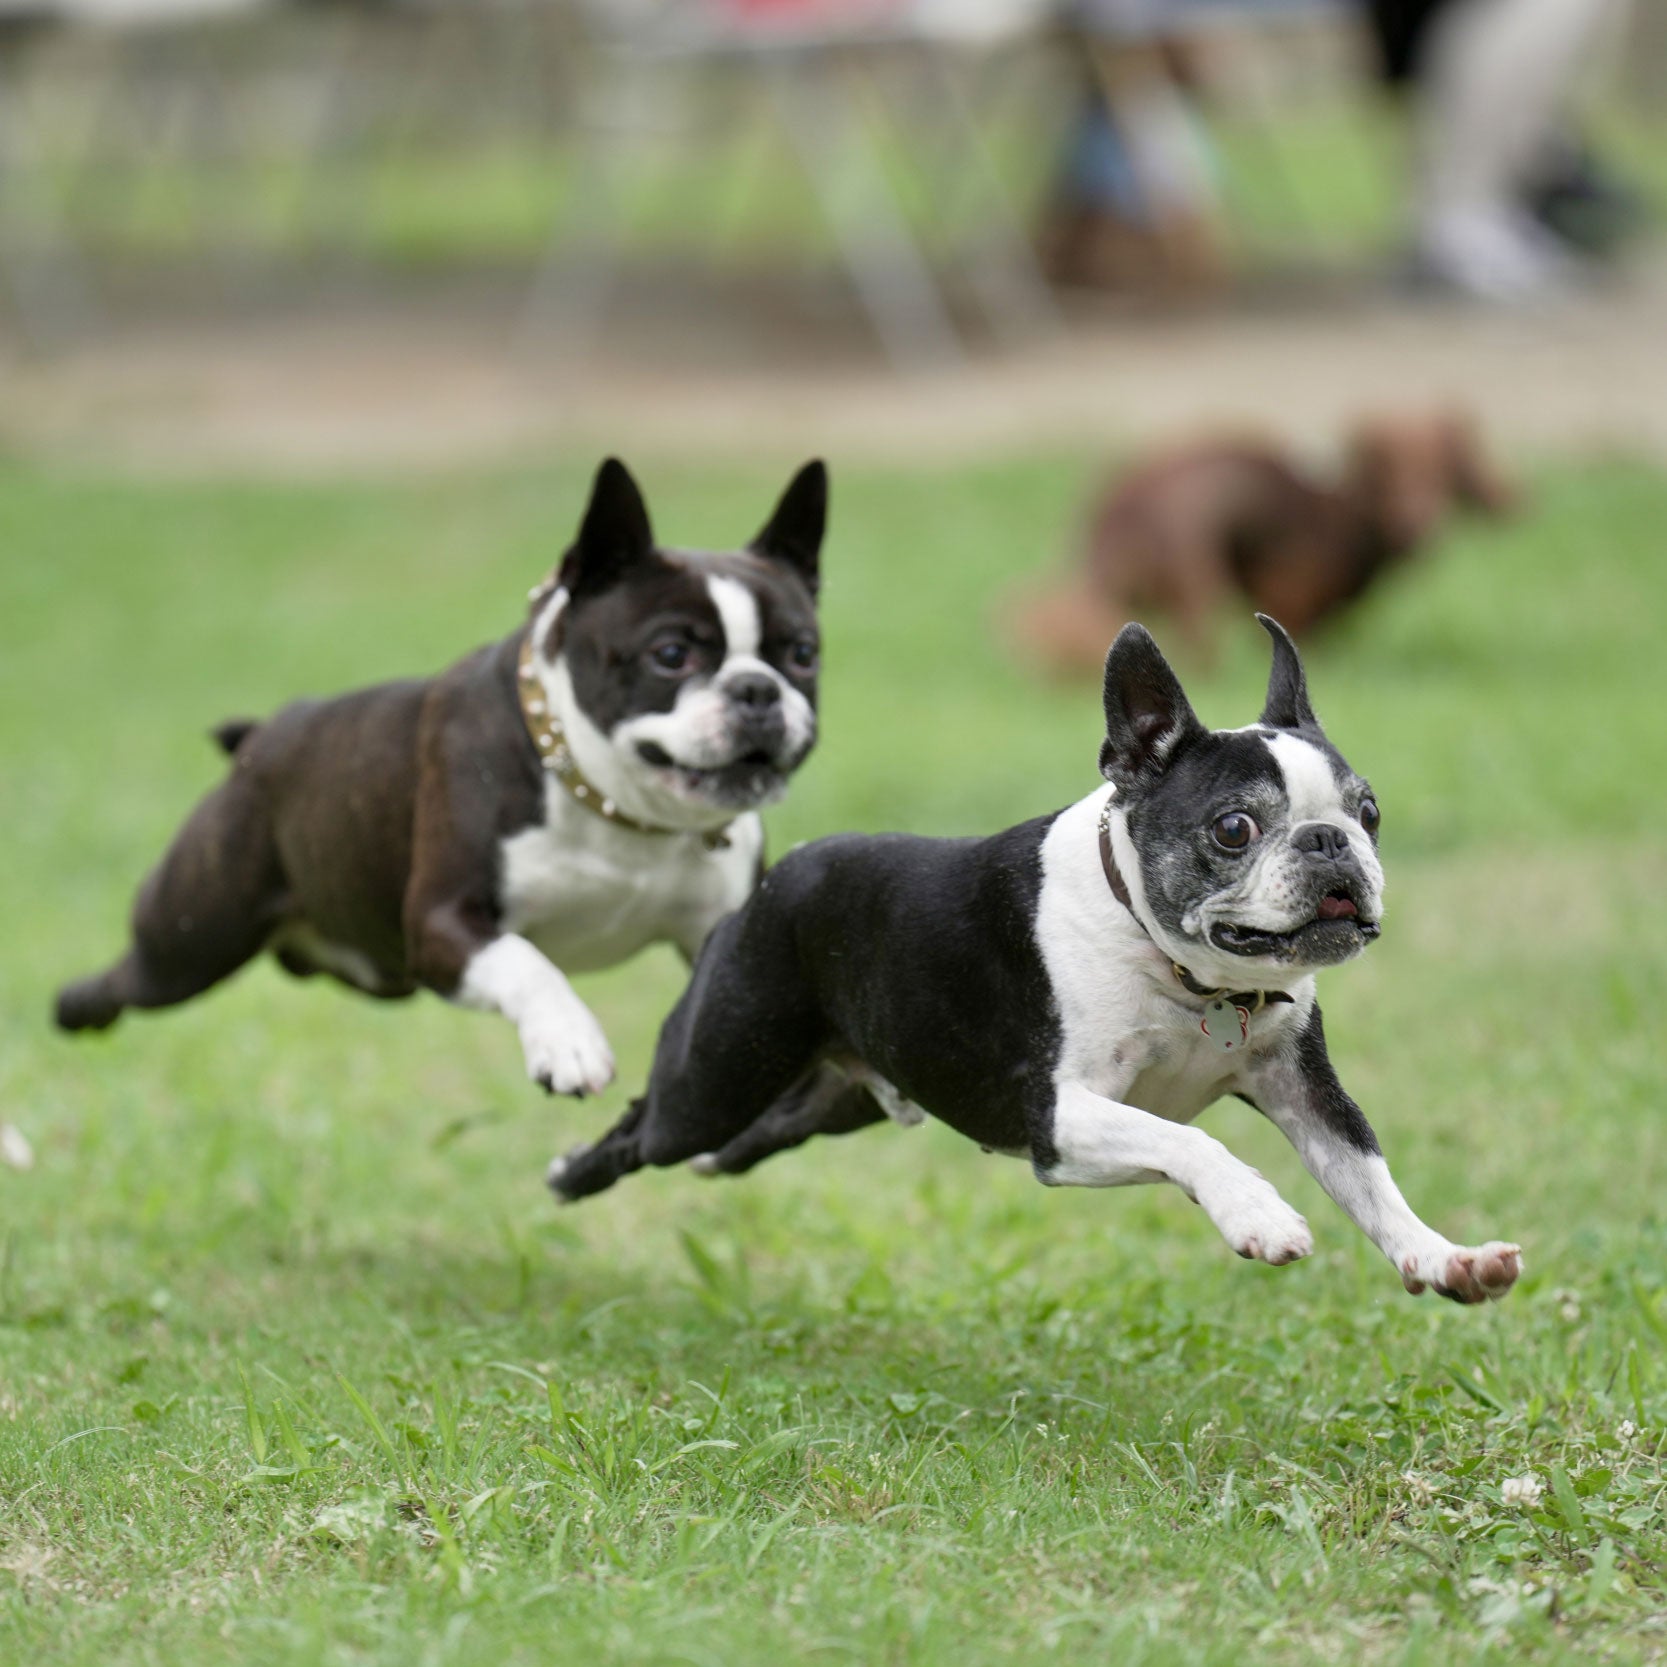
[750,460,826,595]
[559,458,655,597]
[1257,614,1316,729]
[1099,623,1204,786]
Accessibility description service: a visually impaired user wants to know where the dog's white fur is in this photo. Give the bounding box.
[706,576,762,658]
[456,933,617,1098]
[1029,755,1517,1298]
[456,574,790,1096]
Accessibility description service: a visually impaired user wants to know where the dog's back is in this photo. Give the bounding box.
[1011,442,1329,674]
[1010,411,1515,675]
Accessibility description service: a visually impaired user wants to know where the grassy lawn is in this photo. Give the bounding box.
[1,453,1664,1665]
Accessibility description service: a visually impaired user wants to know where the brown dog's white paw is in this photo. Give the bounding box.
[520,1007,616,1099]
[1401,1240,1522,1303]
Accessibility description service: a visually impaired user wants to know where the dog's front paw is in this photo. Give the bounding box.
[1400,1240,1522,1303]
[520,1007,615,1098]
[1203,1176,1313,1266]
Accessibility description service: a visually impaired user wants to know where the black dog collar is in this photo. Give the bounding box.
[517,635,732,851]
[1096,802,1294,1013]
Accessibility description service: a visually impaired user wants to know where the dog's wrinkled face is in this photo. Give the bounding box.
[563,552,819,813]
[1101,615,1383,982]
[532,459,824,826]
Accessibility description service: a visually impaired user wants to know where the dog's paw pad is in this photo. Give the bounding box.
[1438,1241,1522,1303]
[1404,1241,1522,1303]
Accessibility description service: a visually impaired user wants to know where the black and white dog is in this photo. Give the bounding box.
[551,616,1521,1304]
[56,458,826,1101]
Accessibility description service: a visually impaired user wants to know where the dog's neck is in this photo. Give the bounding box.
[1341,513,1415,598]
[1336,465,1427,592]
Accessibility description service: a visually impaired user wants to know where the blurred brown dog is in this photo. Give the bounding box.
[1012,411,1516,673]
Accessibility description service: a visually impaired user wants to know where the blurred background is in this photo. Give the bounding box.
[0,0,1663,469]
[5,11,1667,1656]
[5,0,1666,1251]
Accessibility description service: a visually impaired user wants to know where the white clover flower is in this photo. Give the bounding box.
[1402,1472,1435,1504]
[1501,1474,1544,1509]
[1617,1420,1638,1442]
[0,1123,32,1172]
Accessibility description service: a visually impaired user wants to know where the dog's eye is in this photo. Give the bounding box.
[1212,813,1260,851]
[649,640,691,673]
[1359,798,1381,836]
[788,638,818,672]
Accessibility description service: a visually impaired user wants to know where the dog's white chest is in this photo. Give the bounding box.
[1122,1037,1241,1122]
[1033,791,1311,1123]
[496,788,759,972]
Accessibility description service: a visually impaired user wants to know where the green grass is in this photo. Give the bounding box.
[2,454,1665,1666]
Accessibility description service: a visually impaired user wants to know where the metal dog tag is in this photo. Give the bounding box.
[1200,1000,1250,1053]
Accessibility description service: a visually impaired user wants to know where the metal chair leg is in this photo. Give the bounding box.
[762,51,961,368]
[900,39,1061,342]
[0,45,97,349]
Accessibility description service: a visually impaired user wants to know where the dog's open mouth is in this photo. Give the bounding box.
[636,741,788,807]
[1210,889,1380,962]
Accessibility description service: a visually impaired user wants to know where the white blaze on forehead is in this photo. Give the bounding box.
[1264,731,1349,823]
[706,576,762,662]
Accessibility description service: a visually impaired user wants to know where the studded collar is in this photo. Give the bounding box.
[516,635,732,851]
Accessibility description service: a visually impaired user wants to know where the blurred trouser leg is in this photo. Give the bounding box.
[1416,0,1625,299]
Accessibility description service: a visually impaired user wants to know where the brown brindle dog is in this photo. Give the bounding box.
[1011,411,1516,673]
[55,458,828,1102]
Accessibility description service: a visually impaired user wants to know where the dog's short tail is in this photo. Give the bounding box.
[210,717,259,757]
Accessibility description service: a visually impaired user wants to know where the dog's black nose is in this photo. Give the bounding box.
[1294,822,1353,863]
[725,672,781,711]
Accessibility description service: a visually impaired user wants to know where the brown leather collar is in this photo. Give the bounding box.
[1097,801,1293,1011]
[517,635,732,851]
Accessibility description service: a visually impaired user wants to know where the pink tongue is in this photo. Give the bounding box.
[1317,895,1358,920]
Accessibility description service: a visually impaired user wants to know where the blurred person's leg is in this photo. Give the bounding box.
[1414,0,1626,299]
[1040,41,1221,293]
[1520,0,1647,261]
[1524,132,1648,257]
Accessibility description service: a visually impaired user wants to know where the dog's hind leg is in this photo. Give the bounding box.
[548,904,825,1202]
[55,776,287,1032]
[545,1095,653,1201]
[548,1016,824,1201]
[689,1064,887,1178]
